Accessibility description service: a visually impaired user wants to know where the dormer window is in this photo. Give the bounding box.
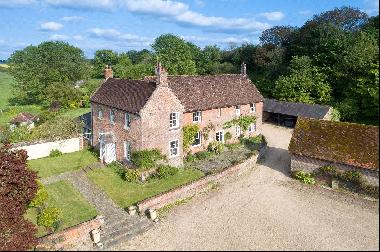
[193,111,202,123]
[110,109,115,124]
[250,103,256,113]
[170,112,179,129]
[235,105,241,116]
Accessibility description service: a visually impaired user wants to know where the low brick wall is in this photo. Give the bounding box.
[291,154,379,187]
[35,216,104,251]
[137,153,259,214]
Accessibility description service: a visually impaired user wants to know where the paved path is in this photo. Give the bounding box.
[116,124,379,251]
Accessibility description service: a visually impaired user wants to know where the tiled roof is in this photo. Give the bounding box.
[289,118,379,170]
[91,74,264,114]
[90,78,157,114]
[10,112,38,124]
[264,99,331,119]
[167,74,264,112]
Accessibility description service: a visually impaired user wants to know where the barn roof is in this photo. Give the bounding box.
[289,118,379,170]
[263,99,331,119]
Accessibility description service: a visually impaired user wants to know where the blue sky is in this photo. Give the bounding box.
[0,0,378,59]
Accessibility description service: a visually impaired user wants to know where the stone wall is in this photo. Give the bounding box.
[12,137,84,160]
[137,153,259,213]
[183,102,263,154]
[291,154,379,186]
[35,216,104,251]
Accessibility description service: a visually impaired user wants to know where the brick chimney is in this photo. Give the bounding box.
[155,62,168,87]
[241,62,247,76]
[104,65,113,80]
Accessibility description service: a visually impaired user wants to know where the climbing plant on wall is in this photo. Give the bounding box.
[223,115,256,131]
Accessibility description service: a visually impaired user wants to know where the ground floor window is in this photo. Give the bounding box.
[169,140,179,157]
[192,132,201,147]
[216,131,224,143]
[249,123,256,133]
[235,125,241,137]
[124,141,131,161]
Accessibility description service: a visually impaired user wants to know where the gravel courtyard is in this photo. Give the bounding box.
[116,123,379,251]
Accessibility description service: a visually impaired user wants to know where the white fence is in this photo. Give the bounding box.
[12,137,84,160]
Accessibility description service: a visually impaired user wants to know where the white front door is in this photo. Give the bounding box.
[104,142,116,163]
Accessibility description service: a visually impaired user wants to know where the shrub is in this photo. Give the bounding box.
[124,169,140,182]
[131,149,166,170]
[155,165,178,179]
[108,161,126,178]
[185,153,197,163]
[207,141,224,154]
[183,124,200,151]
[224,132,232,143]
[293,171,315,185]
[37,207,62,231]
[195,150,214,160]
[342,171,363,184]
[49,149,63,157]
[319,165,337,177]
[225,143,241,150]
[29,181,48,208]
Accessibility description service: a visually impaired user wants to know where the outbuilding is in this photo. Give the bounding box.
[263,99,333,127]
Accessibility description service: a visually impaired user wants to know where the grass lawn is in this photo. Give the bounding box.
[25,180,98,237]
[87,167,205,208]
[28,150,99,178]
[59,107,91,119]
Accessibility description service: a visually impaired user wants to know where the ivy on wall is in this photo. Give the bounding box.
[183,124,200,151]
[223,115,256,131]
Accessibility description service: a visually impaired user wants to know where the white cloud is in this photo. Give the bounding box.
[40,21,63,31]
[0,0,35,7]
[89,28,152,45]
[62,16,84,22]
[124,0,188,16]
[258,11,285,21]
[49,34,69,40]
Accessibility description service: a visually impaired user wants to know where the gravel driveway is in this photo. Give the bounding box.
[116,123,379,251]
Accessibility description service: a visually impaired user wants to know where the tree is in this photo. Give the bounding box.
[273,56,331,104]
[113,53,132,78]
[0,145,38,250]
[92,49,119,78]
[152,34,197,75]
[260,26,297,46]
[8,41,90,105]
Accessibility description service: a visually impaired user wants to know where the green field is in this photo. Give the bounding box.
[87,167,205,208]
[28,150,99,178]
[25,180,98,237]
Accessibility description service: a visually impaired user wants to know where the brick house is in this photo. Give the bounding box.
[289,118,379,186]
[90,63,264,167]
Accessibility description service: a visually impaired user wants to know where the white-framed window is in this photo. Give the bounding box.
[124,141,131,161]
[218,108,222,117]
[235,125,241,137]
[169,140,179,157]
[249,123,256,133]
[250,103,256,113]
[216,131,224,143]
[192,132,201,147]
[193,111,202,123]
[125,113,131,129]
[110,109,115,124]
[169,112,179,129]
[235,105,241,116]
[98,109,103,119]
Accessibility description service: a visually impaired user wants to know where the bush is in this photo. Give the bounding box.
[108,161,126,178]
[185,153,197,163]
[293,171,315,185]
[342,171,363,184]
[207,141,224,154]
[131,149,166,170]
[29,181,48,208]
[195,150,214,160]
[224,132,232,143]
[124,169,140,182]
[155,165,178,179]
[225,143,242,150]
[318,165,337,177]
[49,149,63,157]
[37,207,62,231]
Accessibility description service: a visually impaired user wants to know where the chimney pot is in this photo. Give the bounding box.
[156,62,168,87]
[241,62,247,76]
[104,65,113,80]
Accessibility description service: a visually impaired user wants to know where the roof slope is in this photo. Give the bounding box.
[167,74,264,112]
[90,78,156,114]
[91,74,264,113]
[264,99,331,119]
[289,118,379,170]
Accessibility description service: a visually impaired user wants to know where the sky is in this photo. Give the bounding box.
[0,0,378,59]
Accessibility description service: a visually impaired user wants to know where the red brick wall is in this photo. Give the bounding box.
[36,216,104,251]
[183,102,263,153]
[91,103,142,161]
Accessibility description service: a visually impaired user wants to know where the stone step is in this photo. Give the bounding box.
[101,218,154,249]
